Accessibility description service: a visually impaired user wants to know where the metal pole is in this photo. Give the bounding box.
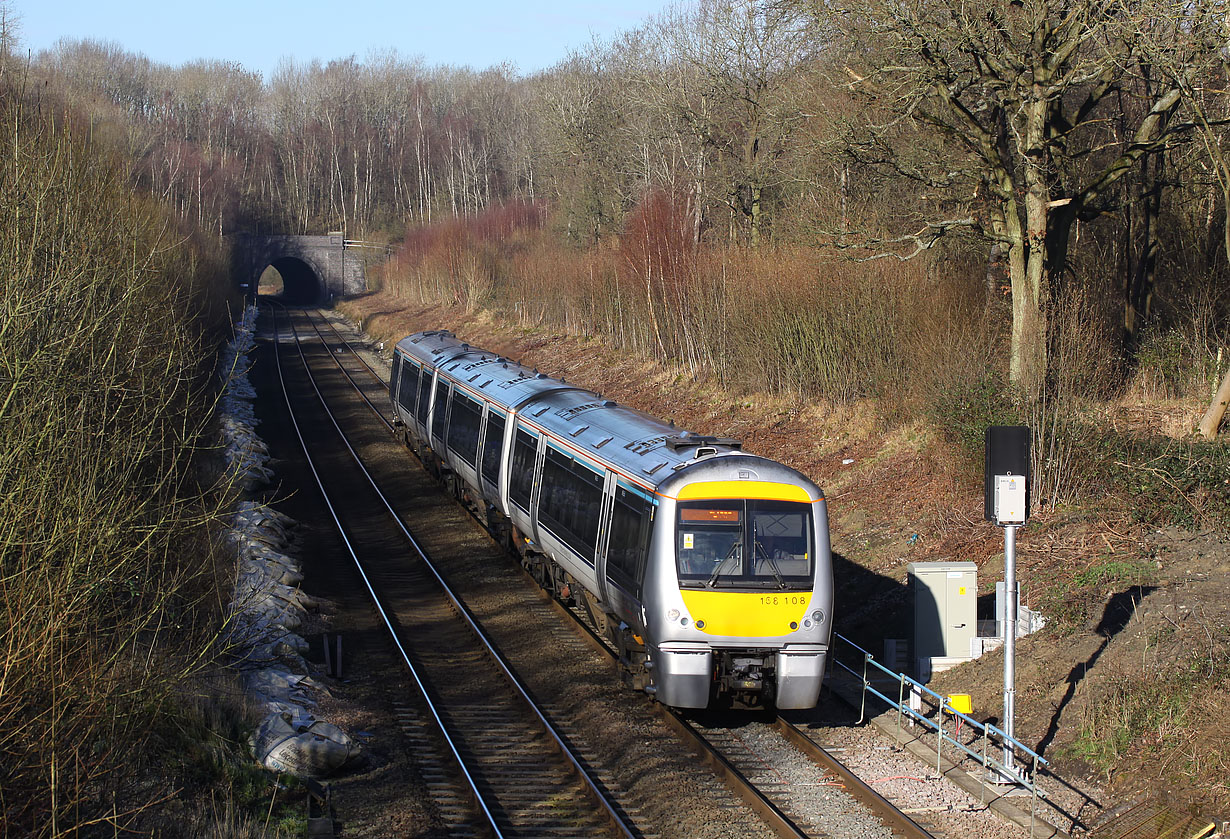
[1003,524,1018,777]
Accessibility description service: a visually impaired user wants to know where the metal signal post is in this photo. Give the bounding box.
[1002,522,1018,776]
[985,427,1031,783]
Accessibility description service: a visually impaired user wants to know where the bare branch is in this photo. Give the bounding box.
[826,216,979,261]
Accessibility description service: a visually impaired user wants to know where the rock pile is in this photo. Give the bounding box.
[218,305,360,777]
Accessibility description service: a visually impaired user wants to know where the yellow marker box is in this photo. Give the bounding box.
[946,693,973,715]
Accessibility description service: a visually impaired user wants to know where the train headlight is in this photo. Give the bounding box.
[666,609,680,622]
[803,619,813,628]
[811,609,825,624]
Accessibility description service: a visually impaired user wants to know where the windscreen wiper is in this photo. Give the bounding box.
[707,540,741,587]
[755,541,788,590]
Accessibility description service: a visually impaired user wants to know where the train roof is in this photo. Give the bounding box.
[396,330,819,497]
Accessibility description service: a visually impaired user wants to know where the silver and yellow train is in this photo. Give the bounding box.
[390,330,834,709]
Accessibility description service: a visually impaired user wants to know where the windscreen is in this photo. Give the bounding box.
[676,499,813,590]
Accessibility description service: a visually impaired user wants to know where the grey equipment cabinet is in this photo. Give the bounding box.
[908,561,977,676]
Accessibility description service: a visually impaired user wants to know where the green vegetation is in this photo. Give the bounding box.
[1064,640,1230,785]
[1072,559,1156,590]
[926,372,1020,456]
[1100,435,1230,529]
[145,686,304,838]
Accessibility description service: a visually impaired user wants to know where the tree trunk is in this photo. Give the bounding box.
[1223,181,1230,272]
[1012,96,1051,401]
[985,241,1006,306]
[1199,365,1230,438]
[749,184,762,248]
[1126,149,1163,345]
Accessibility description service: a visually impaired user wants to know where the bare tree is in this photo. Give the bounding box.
[533,48,637,242]
[813,0,1225,398]
[648,0,819,247]
[0,1,19,81]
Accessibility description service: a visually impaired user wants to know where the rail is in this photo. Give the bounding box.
[294,305,947,837]
[270,303,636,838]
[772,718,935,838]
[832,633,1048,804]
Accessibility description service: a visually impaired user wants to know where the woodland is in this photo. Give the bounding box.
[33,1,1230,414]
[2,0,1229,833]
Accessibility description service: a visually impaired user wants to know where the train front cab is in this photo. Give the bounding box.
[647,476,833,710]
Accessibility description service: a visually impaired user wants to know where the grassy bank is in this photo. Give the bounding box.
[372,203,1228,519]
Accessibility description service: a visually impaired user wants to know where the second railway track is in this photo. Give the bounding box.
[270,303,635,838]
[265,302,940,838]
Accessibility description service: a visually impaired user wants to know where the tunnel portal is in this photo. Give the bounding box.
[228,233,366,304]
[267,257,321,303]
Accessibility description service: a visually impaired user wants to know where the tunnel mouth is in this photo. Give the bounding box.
[261,256,322,304]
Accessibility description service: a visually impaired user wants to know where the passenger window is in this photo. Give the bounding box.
[447,392,481,466]
[538,446,604,564]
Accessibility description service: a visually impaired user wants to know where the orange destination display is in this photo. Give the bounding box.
[679,508,740,522]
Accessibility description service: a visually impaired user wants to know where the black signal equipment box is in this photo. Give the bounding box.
[985,426,1031,524]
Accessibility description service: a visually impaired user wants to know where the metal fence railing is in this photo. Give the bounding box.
[831,633,1050,818]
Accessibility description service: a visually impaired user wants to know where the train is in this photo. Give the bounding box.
[388,330,834,710]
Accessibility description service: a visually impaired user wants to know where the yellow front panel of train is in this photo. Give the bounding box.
[680,590,811,637]
[675,481,814,503]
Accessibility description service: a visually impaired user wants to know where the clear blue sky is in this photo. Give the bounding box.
[11,0,674,80]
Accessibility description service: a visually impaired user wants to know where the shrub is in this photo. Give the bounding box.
[0,98,234,833]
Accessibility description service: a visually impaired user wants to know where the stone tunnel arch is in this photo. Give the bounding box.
[228,233,367,304]
[263,256,324,304]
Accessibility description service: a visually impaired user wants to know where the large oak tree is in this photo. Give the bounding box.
[815,0,1226,398]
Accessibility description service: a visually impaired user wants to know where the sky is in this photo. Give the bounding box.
[11,0,675,80]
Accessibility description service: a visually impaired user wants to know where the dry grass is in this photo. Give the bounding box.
[374,199,992,409]
[372,200,1230,526]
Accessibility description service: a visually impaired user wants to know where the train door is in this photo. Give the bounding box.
[429,376,451,453]
[389,353,403,414]
[603,479,654,610]
[593,472,617,607]
[479,405,507,500]
[414,364,432,437]
[397,359,421,428]
[506,421,542,545]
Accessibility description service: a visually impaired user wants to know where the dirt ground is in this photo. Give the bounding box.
[338,290,1230,825]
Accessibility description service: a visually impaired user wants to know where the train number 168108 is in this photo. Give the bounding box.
[760,595,807,606]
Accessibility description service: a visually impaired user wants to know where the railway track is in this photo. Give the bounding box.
[272,302,937,838]
[269,303,635,838]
